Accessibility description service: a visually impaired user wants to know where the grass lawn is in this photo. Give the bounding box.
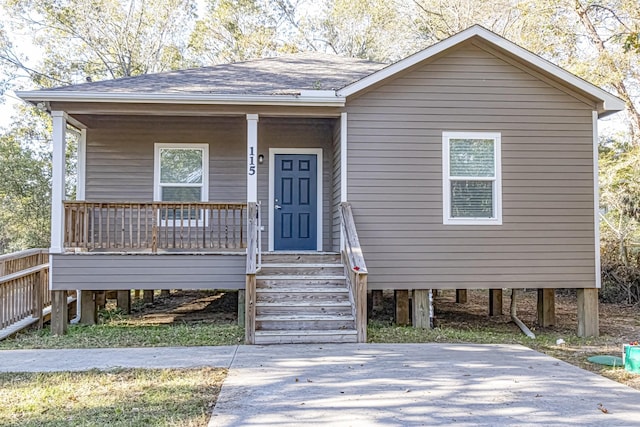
[0,322,243,350]
[0,368,226,427]
[0,290,244,349]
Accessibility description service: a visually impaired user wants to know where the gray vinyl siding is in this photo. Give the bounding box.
[331,120,342,252]
[84,115,336,251]
[51,253,245,290]
[85,116,246,202]
[346,43,597,290]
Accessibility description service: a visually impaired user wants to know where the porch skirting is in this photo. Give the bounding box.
[49,252,245,291]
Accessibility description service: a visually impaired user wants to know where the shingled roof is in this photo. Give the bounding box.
[46,52,386,95]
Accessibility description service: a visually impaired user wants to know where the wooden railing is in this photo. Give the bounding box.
[0,249,50,336]
[340,202,368,343]
[64,201,248,252]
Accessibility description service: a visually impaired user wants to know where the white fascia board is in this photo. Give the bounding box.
[15,91,346,107]
[337,25,625,116]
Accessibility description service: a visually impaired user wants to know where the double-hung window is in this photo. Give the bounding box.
[154,143,209,223]
[442,132,502,225]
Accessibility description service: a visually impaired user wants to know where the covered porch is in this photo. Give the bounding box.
[46,106,368,343]
[53,112,347,256]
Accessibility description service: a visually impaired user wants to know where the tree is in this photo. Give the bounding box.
[3,0,198,87]
[0,107,52,252]
[189,0,279,64]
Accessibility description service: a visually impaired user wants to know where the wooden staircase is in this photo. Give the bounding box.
[253,252,358,344]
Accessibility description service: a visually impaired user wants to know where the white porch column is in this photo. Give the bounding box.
[246,114,259,203]
[340,112,348,250]
[50,111,67,254]
[340,112,348,203]
[76,128,87,200]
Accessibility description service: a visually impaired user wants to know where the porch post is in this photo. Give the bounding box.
[246,114,259,203]
[76,128,87,200]
[50,111,68,335]
[51,111,67,254]
[340,112,348,250]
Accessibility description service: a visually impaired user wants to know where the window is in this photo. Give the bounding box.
[442,132,501,225]
[154,143,209,222]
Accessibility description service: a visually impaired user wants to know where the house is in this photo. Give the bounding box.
[17,25,624,343]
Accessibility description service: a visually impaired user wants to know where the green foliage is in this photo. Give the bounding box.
[190,0,279,63]
[4,0,198,86]
[0,108,51,253]
[599,141,640,304]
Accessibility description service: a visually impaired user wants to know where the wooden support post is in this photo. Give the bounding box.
[489,289,503,316]
[160,290,170,297]
[355,274,368,343]
[412,289,431,329]
[143,290,154,304]
[537,289,556,327]
[245,275,256,344]
[33,271,44,329]
[371,290,383,315]
[51,290,68,336]
[456,289,467,304]
[80,290,97,325]
[117,290,131,314]
[238,290,245,327]
[577,288,599,337]
[394,290,410,326]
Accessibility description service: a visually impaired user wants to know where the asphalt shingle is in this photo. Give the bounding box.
[46,52,386,95]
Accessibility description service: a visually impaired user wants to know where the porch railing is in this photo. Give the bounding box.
[340,202,368,343]
[63,201,247,252]
[0,249,50,336]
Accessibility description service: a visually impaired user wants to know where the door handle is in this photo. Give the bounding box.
[275,204,282,210]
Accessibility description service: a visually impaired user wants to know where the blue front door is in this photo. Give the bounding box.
[274,154,318,251]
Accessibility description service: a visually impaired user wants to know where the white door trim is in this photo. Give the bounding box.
[268,148,323,251]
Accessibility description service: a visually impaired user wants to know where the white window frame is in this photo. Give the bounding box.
[153,143,209,226]
[442,131,502,225]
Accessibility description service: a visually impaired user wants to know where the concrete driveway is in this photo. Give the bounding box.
[210,344,640,426]
[2,343,640,426]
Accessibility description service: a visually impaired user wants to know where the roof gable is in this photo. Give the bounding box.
[337,25,624,117]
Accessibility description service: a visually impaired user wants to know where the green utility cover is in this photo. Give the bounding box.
[625,346,640,374]
[587,355,624,367]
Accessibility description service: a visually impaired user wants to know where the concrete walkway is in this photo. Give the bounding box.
[2,343,640,426]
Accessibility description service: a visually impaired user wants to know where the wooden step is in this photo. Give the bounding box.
[258,264,344,276]
[256,275,346,281]
[257,287,348,293]
[254,329,358,344]
[256,292,350,304]
[256,302,353,316]
[261,253,341,264]
[256,314,355,330]
[256,278,348,289]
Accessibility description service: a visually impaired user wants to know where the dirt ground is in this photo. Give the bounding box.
[121,288,640,390]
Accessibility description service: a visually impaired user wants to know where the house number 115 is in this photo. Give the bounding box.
[248,147,256,175]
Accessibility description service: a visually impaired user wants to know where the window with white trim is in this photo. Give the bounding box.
[442,132,502,225]
[154,143,209,222]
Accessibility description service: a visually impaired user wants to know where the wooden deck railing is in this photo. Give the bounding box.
[0,249,50,336]
[64,201,247,252]
[340,202,368,343]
